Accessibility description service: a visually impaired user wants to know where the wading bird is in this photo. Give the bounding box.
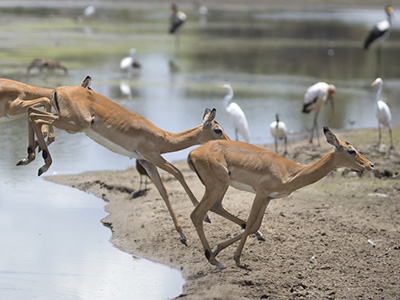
[120,48,141,72]
[188,127,374,269]
[302,82,335,145]
[364,5,394,50]
[371,77,393,150]
[170,3,187,34]
[219,83,251,142]
[18,76,229,245]
[269,113,288,155]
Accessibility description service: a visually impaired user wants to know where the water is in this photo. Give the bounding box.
[0,118,184,300]
[0,3,399,299]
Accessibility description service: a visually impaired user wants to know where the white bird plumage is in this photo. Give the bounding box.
[371,77,393,150]
[219,83,251,143]
[120,48,141,72]
[270,113,288,155]
[83,5,96,18]
[302,82,336,145]
[170,3,187,34]
[364,6,394,50]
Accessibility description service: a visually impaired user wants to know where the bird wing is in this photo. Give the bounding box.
[364,23,388,49]
[170,12,187,33]
[376,100,391,126]
[120,57,132,69]
[227,103,251,142]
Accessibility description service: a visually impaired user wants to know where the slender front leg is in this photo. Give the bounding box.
[191,184,228,270]
[22,108,57,175]
[210,197,265,241]
[138,159,187,246]
[233,196,271,268]
[16,112,36,166]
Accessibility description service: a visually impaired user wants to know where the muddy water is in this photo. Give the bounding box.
[0,2,399,299]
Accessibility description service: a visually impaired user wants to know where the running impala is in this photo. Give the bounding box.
[188,127,374,269]
[0,78,55,147]
[18,76,229,245]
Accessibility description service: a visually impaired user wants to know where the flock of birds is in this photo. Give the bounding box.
[27,4,396,178]
[211,5,395,154]
[141,4,394,156]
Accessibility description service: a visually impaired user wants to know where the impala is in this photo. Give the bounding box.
[0,78,54,146]
[18,76,229,245]
[27,59,68,74]
[188,127,374,269]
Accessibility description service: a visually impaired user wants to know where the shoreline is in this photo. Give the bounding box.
[46,126,400,299]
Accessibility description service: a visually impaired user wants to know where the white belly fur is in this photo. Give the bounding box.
[83,128,142,159]
[229,180,256,194]
[229,181,284,199]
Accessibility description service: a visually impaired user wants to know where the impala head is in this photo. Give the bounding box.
[323,127,374,172]
[201,108,230,142]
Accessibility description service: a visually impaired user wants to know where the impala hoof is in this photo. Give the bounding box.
[216,262,225,270]
[180,234,188,246]
[16,159,27,166]
[256,231,266,241]
[204,214,211,223]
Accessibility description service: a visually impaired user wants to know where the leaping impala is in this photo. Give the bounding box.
[0,78,54,144]
[188,127,374,269]
[18,76,229,245]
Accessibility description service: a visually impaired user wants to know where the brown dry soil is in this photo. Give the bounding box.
[46,127,400,300]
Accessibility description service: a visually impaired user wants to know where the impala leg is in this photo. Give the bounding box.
[8,97,54,145]
[234,196,271,268]
[150,155,211,222]
[191,185,228,270]
[26,108,57,176]
[274,137,278,153]
[212,196,270,262]
[16,112,37,166]
[210,197,265,241]
[138,159,187,246]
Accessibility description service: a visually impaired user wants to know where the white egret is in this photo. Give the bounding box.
[120,48,141,72]
[364,6,394,50]
[170,3,187,34]
[302,82,336,145]
[219,83,251,142]
[83,6,96,18]
[270,113,288,155]
[371,78,393,150]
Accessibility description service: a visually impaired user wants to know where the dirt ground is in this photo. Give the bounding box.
[46,126,400,300]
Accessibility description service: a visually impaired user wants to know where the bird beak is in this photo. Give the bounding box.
[217,84,224,89]
[371,80,378,87]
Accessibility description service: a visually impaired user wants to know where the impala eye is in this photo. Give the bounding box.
[347,149,356,155]
[214,129,222,135]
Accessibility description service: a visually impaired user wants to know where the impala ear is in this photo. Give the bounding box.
[324,127,341,148]
[203,108,216,126]
[81,76,92,89]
